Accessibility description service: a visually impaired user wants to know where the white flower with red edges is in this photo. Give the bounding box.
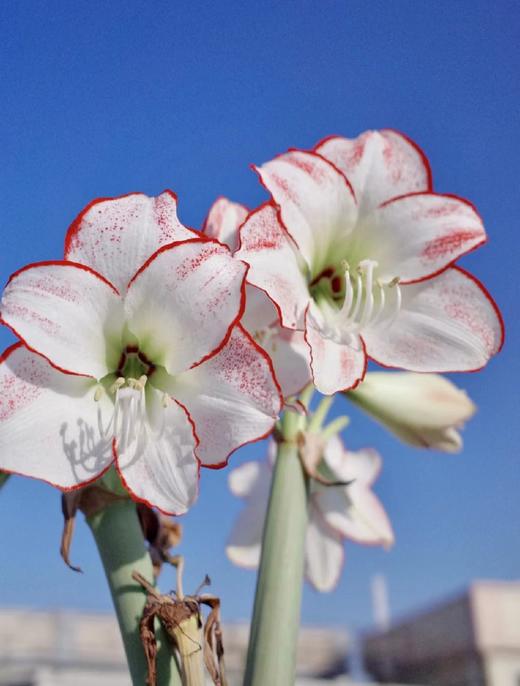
[226,435,393,592]
[203,197,311,399]
[0,191,282,514]
[236,130,504,395]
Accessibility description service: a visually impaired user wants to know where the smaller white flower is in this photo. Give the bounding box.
[226,436,393,592]
[347,371,476,452]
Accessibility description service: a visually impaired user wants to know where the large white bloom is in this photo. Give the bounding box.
[348,371,476,452]
[236,130,504,395]
[226,436,393,592]
[0,192,282,514]
[203,197,311,399]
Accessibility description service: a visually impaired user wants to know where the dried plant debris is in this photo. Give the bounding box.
[59,491,181,574]
[133,557,227,686]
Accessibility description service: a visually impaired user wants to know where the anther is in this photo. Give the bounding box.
[94,386,104,402]
[110,377,126,394]
[162,393,171,408]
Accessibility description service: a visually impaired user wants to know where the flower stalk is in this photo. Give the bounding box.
[244,407,309,685]
[88,500,181,686]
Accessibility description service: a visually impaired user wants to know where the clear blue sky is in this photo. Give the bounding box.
[0,0,518,632]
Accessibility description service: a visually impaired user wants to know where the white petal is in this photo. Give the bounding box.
[315,444,394,546]
[305,506,345,592]
[171,326,281,467]
[241,285,279,333]
[255,151,358,275]
[114,385,199,515]
[305,312,366,395]
[228,459,267,498]
[65,192,198,293]
[203,197,248,252]
[366,193,486,282]
[0,344,113,488]
[124,239,247,375]
[321,435,381,485]
[0,262,124,378]
[316,129,431,214]
[226,460,272,568]
[364,267,504,372]
[262,326,311,399]
[236,203,310,329]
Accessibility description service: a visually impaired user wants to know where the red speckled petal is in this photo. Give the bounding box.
[365,267,504,372]
[203,197,248,252]
[316,129,432,214]
[125,239,247,375]
[236,204,310,329]
[305,313,366,395]
[114,387,199,516]
[65,191,198,293]
[304,504,345,593]
[0,261,124,378]
[366,193,486,283]
[254,151,357,274]
[171,325,282,467]
[0,344,113,489]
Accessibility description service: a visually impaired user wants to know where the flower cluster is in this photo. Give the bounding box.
[0,130,503,591]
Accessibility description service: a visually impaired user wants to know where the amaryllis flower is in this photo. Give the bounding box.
[348,371,476,452]
[226,436,393,592]
[236,130,504,395]
[0,191,281,514]
[203,197,311,398]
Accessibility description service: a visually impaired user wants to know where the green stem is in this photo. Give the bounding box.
[88,500,181,686]
[0,472,10,489]
[244,409,309,685]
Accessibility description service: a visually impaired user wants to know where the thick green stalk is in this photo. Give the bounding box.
[244,409,309,685]
[88,500,181,686]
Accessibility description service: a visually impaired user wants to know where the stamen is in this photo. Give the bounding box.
[93,386,104,402]
[358,260,377,327]
[110,377,126,394]
[162,393,171,408]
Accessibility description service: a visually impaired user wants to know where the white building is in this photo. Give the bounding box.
[363,580,520,686]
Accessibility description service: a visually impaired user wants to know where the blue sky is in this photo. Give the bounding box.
[0,0,518,632]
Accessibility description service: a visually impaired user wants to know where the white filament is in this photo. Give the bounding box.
[334,259,402,334]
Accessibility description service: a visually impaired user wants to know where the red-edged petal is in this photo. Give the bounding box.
[113,387,199,516]
[0,344,113,489]
[0,261,124,378]
[236,203,310,329]
[365,267,504,372]
[125,239,247,375]
[305,504,345,593]
[305,311,366,395]
[240,287,311,398]
[368,192,486,283]
[254,150,358,274]
[316,129,432,213]
[65,191,198,293]
[202,197,249,252]
[171,325,282,467]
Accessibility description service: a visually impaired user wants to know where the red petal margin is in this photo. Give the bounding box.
[63,189,199,258]
[127,236,250,371]
[1,260,120,379]
[0,342,113,490]
[378,191,488,285]
[112,438,201,517]
[198,323,284,471]
[367,265,505,373]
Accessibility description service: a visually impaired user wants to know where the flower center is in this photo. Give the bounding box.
[310,259,402,335]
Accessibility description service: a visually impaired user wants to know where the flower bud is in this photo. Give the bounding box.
[347,372,476,452]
